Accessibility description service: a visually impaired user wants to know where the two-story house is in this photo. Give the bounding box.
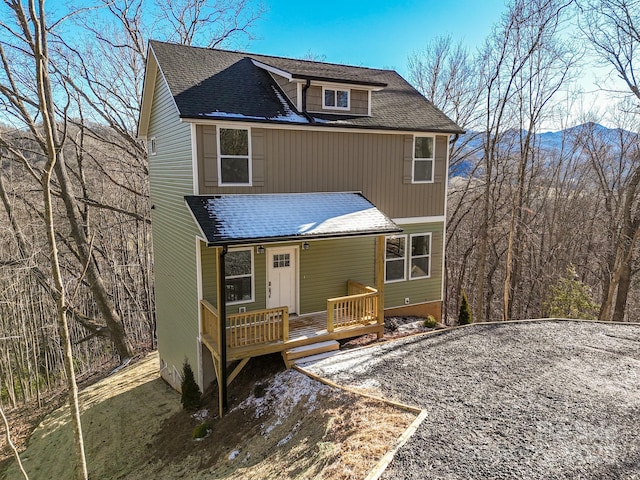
[138,40,463,411]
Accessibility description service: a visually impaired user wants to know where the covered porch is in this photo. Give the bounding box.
[200,279,383,361]
[185,192,400,416]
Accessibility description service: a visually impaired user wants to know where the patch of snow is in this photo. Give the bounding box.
[202,192,396,240]
[277,432,294,446]
[263,418,282,435]
[228,450,240,460]
[191,409,208,422]
[234,370,332,422]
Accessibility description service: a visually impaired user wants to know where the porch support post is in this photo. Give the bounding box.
[375,235,385,339]
[216,246,229,416]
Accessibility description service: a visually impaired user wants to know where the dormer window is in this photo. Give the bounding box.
[323,87,350,110]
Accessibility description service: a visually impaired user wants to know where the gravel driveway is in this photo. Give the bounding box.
[301,320,640,479]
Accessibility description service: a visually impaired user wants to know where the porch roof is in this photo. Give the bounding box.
[185,192,401,246]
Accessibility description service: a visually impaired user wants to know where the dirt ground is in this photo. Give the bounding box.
[1,351,416,480]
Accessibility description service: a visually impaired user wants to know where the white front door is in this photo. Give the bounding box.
[266,246,298,314]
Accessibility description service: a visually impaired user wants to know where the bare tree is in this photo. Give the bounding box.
[1,1,88,476]
[581,0,640,102]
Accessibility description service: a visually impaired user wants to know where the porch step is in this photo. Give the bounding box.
[282,340,340,368]
[293,350,340,367]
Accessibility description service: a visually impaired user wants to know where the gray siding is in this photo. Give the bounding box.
[198,128,447,218]
[306,86,369,115]
[270,73,298,108]
[148,71,200,388]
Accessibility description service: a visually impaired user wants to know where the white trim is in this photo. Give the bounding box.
[216,125,252,187]
[190,124,198,194]
[384,234,407,284]
[412,134,435,184]
[322,86,350,111]
[225,247,255,305]
[266,245,299,314]
[442,134,452,304]
[251,59,293,80]
[181,117,458,137]
[409,232,432,280]
[393,216,446,225]
[309,79,384,91]
[367,90,372,116]
[296,82,303,111]
[184,199,209,240]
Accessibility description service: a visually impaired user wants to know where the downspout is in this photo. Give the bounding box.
[218,245,228,413]
[301,79,315,124]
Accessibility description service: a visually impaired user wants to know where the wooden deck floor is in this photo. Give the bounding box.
[289,312,329,341]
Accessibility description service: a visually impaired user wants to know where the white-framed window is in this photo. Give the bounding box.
[409,233,431,279]
[218,126,251,186]
[322,87,350,110]
[413,135,435,183]
[148,137,157,156]
[225,248,254,304]
[385,235,406,283]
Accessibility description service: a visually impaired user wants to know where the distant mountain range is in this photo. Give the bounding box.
[451,123,635,177]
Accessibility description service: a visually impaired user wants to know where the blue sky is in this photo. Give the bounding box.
[250,0,508,77]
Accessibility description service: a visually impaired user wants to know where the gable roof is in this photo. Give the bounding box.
[185,192,401,246]
[141,40,463,136]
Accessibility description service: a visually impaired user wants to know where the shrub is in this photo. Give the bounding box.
[192,422,211,439]
[181,360,201,411]
[458,291,472,326]
[543,266,598,320]
[423,315,438,329]
[253,383,266,398]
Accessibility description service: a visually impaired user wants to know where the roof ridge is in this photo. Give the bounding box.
[148,39,396,74]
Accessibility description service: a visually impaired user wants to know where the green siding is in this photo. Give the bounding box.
[384,222,444,308]
[299,237,375,313]
[201,237,376,316]
[148,70,200,388]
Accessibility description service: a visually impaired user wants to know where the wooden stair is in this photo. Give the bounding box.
[282,340,340,368]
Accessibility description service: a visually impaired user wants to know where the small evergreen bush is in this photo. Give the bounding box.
[192,422,211,439]
[181,359,201,411]
[458,291,473,326]
[423,315,438,329]
[253,383,266,398]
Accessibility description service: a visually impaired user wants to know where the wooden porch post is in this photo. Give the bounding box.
[375,235,385,339]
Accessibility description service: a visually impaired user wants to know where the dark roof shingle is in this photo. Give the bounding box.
[185,192,401,246]
[150,40,463,133]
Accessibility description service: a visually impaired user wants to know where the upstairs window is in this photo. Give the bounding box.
[225,248,254,303]
[218,127,251,185]
[323,87,350,110]
[413,135,434,183]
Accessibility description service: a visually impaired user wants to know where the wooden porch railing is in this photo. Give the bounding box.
[201,300,288,350]
[327,280,380,332]
[200,299,220,348]
[227,308,289,348]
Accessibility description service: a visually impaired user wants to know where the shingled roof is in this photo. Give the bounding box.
[147,40,463,134]
[185,192,401,246]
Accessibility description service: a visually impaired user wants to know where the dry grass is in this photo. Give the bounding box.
[2,351,417,480]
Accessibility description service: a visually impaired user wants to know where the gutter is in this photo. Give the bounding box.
[301,79,315,124]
